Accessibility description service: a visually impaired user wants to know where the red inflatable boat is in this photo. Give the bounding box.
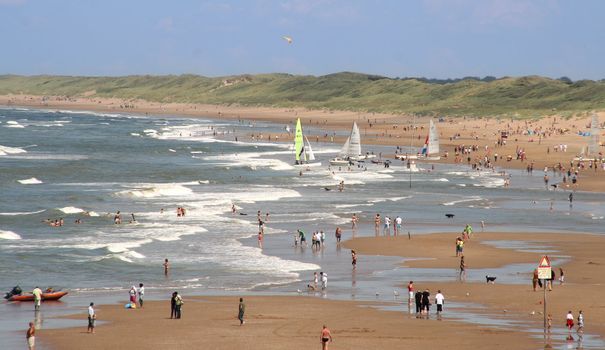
[8,291,68,302]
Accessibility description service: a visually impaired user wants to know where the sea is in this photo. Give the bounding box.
[1,107,604,349]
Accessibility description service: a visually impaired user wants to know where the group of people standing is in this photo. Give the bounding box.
[408,281,445,317]
[373,213,404,236]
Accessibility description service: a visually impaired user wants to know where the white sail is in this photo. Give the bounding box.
[588,114,600,157]
[339,137,350,158]
[304,136,316,161]
[348,122,362,158]
[428,119,439,156]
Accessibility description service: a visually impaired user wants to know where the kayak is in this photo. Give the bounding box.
[8,291,68,302]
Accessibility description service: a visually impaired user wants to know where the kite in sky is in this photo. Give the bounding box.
[282,36,293,44]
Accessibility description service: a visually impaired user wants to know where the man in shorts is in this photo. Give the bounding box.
[32,286,42,311]
[87,302,96,333]
[26,322,35,350]
[435,290,445,315]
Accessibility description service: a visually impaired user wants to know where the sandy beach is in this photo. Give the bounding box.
[36,230,605,349]
[1,94,602,192]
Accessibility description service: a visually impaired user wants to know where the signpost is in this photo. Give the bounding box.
[538,255,551,334]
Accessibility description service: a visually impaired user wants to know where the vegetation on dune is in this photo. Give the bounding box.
[1,73,604,118]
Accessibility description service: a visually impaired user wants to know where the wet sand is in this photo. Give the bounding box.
[345,231,605,338]
[1,94,603,192]
[38,231,605,349]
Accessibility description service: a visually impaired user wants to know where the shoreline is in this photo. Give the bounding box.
[1,94,603,193]
[35,230,605,349]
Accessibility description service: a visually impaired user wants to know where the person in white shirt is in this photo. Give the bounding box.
[383,216,391,236]
[87,302,96,333]
[138,283,145,308]
[395,216,402,236]
[320,272,328,290]
[32,286,42,311]
[435,290,445,315]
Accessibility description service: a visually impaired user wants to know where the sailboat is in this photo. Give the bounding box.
[330,122,374,166]
[294,118,322,167]
[576,114,601,160]
[422,119,441,160]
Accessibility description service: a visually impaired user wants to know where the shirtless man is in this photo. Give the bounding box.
[163,258,170,275]
[320,325,333,350]
[26,322,35,350]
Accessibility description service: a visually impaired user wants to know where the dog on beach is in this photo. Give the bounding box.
[486,275,497,284]
[445,214,455,219]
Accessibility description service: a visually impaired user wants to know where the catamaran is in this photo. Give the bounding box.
[396,119,440,160]
[294,118,322,167]
[329,122,375,166]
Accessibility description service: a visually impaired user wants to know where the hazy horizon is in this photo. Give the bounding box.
[2,0,605,80]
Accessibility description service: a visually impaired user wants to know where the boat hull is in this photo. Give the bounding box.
[8,291,68,302]
[294,162,322,168]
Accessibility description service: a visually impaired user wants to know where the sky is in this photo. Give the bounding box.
[1,0,605,80]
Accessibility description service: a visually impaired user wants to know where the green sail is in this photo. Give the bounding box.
[294,118,305,163]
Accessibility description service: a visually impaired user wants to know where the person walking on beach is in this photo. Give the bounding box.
[138,283,145,308]
[383,216,391,236]
[395,216,402,236]
[32,286,42,311]
[559,267,565,284]
[421,289,431,315]
[87,302,96,334]
[335,227,342,243]
[26,322,35,350]
[435,290,445,316]
[566,311,574,331]
[313,272,319,289]
[129,286,137,305]
[351,250,357,269]
[455,237,464,257]
[320,272,328,290]
[298,229,307,246]
[320,325,333,350]
[459,256,466,280]
[351,213,358,230]
[577,310,584,334]
[374,214,381,235]
[170,292,178,319]
[415,290,422,314]
[532,268,540,291]
[407,281,414,304]
[258,230,263,248]
[163,258,170,276]
[238,298,245,325]
[548,269,555,291]
[174,292,183,319]
[569,193,573,208]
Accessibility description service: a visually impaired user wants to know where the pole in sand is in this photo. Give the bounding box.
[537,255,551,335]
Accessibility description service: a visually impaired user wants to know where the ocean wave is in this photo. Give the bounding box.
[0,209,45,216]
[442,196,483,206]
[0,230,22,240]
[58,206,85,214]
[0,144,27,155]
[18,177,43,185]
[115,183,194,198]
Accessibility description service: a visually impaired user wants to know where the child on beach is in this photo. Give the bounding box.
[577,310,584,333]
[566,311,574,330]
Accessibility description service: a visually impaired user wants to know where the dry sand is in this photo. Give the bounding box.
[41,296,541,350]
[1,94,603,192]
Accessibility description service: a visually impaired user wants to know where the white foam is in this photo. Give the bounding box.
[202,151,295,171]
[130,132,141,137]
[87,211,100,217]
[115,183,194,198]
[442,196,483,206]
[18,177,43,185]
[59,206,85,214]
[168,149,177,152]
[0,230,22,240]
[433,178,449,182]
[0,209,45,216]
[0,145,27,155]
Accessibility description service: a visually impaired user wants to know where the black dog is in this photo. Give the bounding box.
[486,276,497,284]
[445,214,455,219]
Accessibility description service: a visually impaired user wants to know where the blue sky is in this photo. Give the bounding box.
[1,0,604,79]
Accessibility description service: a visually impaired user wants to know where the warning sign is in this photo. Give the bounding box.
[538,255,551,280]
